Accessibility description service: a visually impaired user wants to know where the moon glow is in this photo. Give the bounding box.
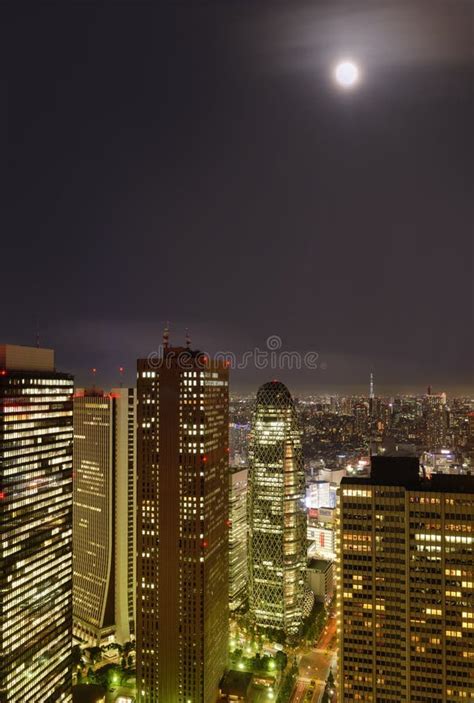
[334,60,360,89]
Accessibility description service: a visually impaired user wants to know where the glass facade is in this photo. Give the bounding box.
[248,381,306,637]
[72,388,136,645]
[0,358,73,703]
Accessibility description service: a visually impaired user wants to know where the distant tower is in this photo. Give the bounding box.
[248,381,306,637]
[368,372,375,452]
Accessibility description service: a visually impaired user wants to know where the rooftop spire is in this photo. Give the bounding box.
[369,371,374,400]
[185,328,191,349]
[163,321,170,350]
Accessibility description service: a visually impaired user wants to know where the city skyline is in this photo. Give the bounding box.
[4,333,471,399]
[1,340,472,702]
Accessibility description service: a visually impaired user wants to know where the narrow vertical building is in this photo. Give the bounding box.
[338,456,474,702]
[136,343,229,703]
[73,387,136,645]
[248,381,306,638]
[0,344,74,703]
[229,466,248,612]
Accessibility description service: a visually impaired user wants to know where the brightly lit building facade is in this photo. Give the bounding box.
[229,466,248,611]
[338,456,474,702]
[136,343,229,703]
[0,344,74,703]
[73,387,136,645]
[248,381,306,637]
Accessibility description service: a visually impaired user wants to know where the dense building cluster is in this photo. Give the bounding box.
[0,344,472,702]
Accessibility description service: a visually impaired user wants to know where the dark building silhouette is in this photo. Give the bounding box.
[136,342,229,702]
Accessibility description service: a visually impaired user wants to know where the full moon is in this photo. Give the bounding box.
[334,60,360,89]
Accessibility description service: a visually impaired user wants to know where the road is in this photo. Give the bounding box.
[290,613,337,703]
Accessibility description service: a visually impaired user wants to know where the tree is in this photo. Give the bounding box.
[123,640,135,656]
[275,650,288,671]
[276,660,298,703]
[71,645,83,668]
[230,648,243,664]
[88,646,102,664]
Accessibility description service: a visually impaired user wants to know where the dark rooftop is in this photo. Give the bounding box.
[72,684,105,703]
[308,558,332,572]
[341,456,474,493]
[220,669,253,696]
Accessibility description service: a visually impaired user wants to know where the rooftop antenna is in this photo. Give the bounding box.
[35,315,40,349]
[119,366,125,388]
[91,367,97,392]
[185,328,191,349]
[163,321,170,350]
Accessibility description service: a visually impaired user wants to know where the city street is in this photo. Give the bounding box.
[290,614,337,703]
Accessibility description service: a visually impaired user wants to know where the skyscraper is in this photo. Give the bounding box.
[73,387,136,645]
[229,466,248,612]
[338,456,474,702]
[0,344,74,703]
[248,381,306,637]
[136,343,229,703]
[423,392,449,450]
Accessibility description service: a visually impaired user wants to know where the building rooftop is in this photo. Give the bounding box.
[341,456,474,493]
[308,558,332,572]
[72,684,105,703]
[220,669,253,696]
[0,344,54,372]
[256,380,293,406]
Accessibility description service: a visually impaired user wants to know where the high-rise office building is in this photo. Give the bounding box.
[229,466,248,612]
[353,402,369,437]
[136,343,229,703]
[0,344,74,703]
[338,456,474,702]
[73,386,136,645]
[423,392,449,450]
[248,381,306,637]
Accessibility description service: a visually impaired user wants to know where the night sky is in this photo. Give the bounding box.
[5,1,473,395]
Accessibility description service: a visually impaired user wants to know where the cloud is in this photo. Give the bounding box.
[241,0,472,74]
